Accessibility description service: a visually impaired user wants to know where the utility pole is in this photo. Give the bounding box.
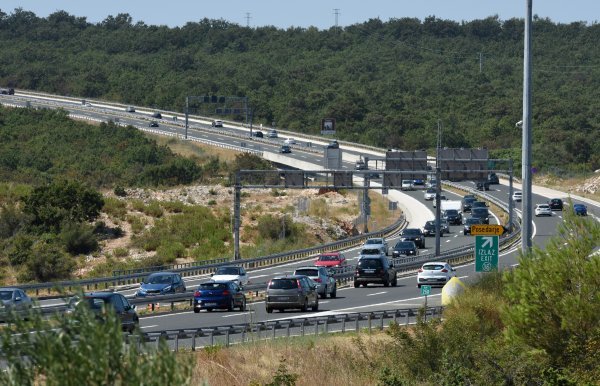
[479,52,483,73]
[233,173,241,260]
[522,0,533,253]
[333,9,340,28]
[435,120,442,256]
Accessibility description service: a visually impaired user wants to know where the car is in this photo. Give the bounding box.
[293,266,337,298]
[152,112,162,119]
[211,266,249,286]
[400,228,425,248]
[193,281,246,312]
[392,241,418,258]
[326,140,339,149]
[440,218,450,234]
[471,207,490,224]
[443,209,463,225]
[426,179,438,189]
[265,275,319,313]
[535,203,552,217]
[461,195,477,212]
[512,191,522,202]
[355,159,367,170]
[136,272,186,297]
[149,121,159,127]
[363,237,389,256]
[211,119,223,127]
[125,106,135,113]
[471,201,488,209]
[252,131,264,138]
[573,204,588,216]
[424,188,436,201]
[268,129,278,138]
[314,252,347,268]
[279,144,292,153]
[71,292,139,333]
[417,262,456,288]
[358,247,386,259]
[423,220,444,237]
[463,216,484,235]
[487,172,499,184]
[354,255,397,287]
[548,198,564,211]
[284,138,296,145]
[413,178,425,188]
[401,180,415,191]
[432,195,447,208]
[476,180,490,191]
[0,288,33,322]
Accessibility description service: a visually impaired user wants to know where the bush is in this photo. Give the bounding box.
[113,247,129,258]
[59,222,99,255]
[113,185,127,197]
[156,241,186,263]
[102,197,128,220]
[21,240,76,281]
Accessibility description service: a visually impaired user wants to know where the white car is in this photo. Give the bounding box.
[211,120,223,128]
[424,188,436,201]
[284,138,296,145]
[535,203,552,217]
[401,180,414,191]
[432,195,447,208]
[417,262,456,288]
[512,191,522,202]
[363,237,389,256]
[210,266,249,286]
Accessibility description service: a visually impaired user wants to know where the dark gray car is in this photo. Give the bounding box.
[265,275,319,313]
[293,266,337,298]
[0,288,33,322]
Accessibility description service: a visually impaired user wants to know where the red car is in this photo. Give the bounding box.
[314,252,346,268]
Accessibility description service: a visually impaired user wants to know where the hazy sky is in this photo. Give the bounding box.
[1,1,598,29]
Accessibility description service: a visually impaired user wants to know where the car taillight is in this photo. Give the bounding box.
[297,280,302,292]
[194,290,202,296]
[313,278,322,283]
[441,269,448,273]
[222,290,230,296]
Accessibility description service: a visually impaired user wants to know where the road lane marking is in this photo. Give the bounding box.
[222,312,252,318]
[366,291,387,296]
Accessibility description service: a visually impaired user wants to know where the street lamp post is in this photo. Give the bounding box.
[522,0,533,253]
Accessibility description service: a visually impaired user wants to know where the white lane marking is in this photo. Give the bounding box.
[366,291,387,297]
[222,312,252,318]
[141,325,158,329]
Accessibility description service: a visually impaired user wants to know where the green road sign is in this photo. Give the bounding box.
[475,235,499,272]
[420,285,432,296]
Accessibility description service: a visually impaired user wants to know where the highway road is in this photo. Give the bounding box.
[1,91,598,335]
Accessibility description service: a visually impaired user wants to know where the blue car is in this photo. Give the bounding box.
[193,281,246,312]
[573,204,588,216]
[136,272,186,297]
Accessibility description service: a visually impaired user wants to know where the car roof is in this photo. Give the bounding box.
[84,292,115,298]
[0,287,21,292]
[206,280,235,284]
[320,252,340,256]
[148,271,177,277]
[272,275,306,280]
[422,261,448,266]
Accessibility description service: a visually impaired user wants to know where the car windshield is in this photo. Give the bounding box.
[395,242,414,249]
[295,269,318,277]
[472,202,486,207]
[216,267,240,275]
[269,279,298,289]
[200,283,228,290]
[538,205,550,209]
[446,210,458,215]
[425,221,435,227]
[464,197,475,203]
[466,218,480,224]
[361,249,381,255]
[147,274,173,284]
[403,229,421,235]
[402,180,412,184]
[318,255,339,261]
[0,291,13,301]
[358,259,382,269]
[426,188,436,193]
[365,239,383,245]
[422,264,445,271]
[472,208,488,216]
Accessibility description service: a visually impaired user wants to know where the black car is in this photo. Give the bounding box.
[326,140,339,149]
[354,256,397,287]
[72,292,139,333]
[443,209,463,225]
[423,220,443,237]
[392,241,418,257]
[471,207,490,225]
[487,173,499,184]
[476,180,490,191]
[151,112,162,119]
[548,198,564,211]
[149,121,159,127]
[400,228,425,248]
[471,201,488,210]
[252,131,264,138]
[463,217,483,235]
[461,195,476,212]
[279,144,292,153]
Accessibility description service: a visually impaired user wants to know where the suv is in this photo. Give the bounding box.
[265,275,319,313]
[443,209,463,225]
[548,198,564,211]
[423,220,444,237]
[363,237,389,256]
[354,256,397,287]
[359,247,386,259]
[71,292,139,333]
[476,180,490,191]
[487,173,499,184]
[463,216,483,235]
[401,180,414,191]
[471,207,490,225]
[293,266,337,298]
[400,228,425,248]
[461,195,476,212]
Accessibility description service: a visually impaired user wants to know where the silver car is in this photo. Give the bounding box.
[265,275,319,313]
[0,288,33,322]
[293,266,337,298]
[363,237,389,256]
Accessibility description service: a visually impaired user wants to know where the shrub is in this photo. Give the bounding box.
[21,239,76,281]
[102,197,128,220]
[161,201,185,213]
[113,185,127,197]
[113,247,128,257]
[59,222,99,255]
[156,241,186,263]
[207,199,217,205]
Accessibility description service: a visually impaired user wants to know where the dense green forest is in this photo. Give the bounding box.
[0,9,598,173]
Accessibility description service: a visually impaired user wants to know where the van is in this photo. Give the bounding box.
[126,106,135,113]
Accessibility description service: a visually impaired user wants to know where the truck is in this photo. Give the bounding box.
[441,200,462,213]
[441,200,463,225]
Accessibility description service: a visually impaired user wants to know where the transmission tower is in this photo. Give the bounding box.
[245,12,251,27]
[333,8,340,28]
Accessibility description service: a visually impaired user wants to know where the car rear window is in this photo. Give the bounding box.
[422,264,445,271]
[83,297,108,310]
[403,229,420,235]
[295,269,318,277]
[269,279,298,289]
[361,249,381,255]
[200,283,228,290]
[358,259,383,269]
[0,291,13,301]
[318,254,339,261]
[472,208,488,215]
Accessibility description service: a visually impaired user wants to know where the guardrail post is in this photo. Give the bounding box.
[226,328,231,347]
[314,320,319,336]
[355,315,360,332]
[379,313,384,330]
[175,333,179,352]
[342,317,346,333]
[272,323,276,339]
[191,332,196,351]
[209,330,214,346]
[368,313,372,333]
[325,319,329,334]
[301,320,305,336]
[286,323,291,338]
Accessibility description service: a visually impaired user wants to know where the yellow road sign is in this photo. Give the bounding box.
[471,224,504,236]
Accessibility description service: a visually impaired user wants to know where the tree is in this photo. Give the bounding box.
[23,180,104,233]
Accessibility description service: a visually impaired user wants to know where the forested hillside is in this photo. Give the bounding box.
[0,9,598,173]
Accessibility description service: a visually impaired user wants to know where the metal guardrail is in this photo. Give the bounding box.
[112,257,231,277]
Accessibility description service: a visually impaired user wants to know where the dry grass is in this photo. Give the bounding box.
[186,332,393,386]
[147,134,241,162]
[533,174,600,202]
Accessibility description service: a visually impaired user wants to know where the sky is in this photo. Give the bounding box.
[1,1,598,29]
